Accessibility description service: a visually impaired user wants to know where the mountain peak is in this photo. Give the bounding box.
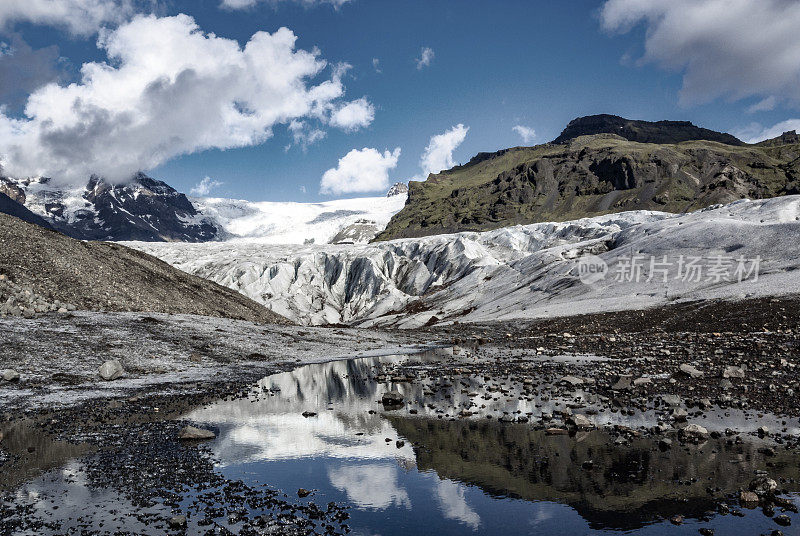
[553,114,743,146]
[386,182,409,197]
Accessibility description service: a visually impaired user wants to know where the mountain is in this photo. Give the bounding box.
[0,211,290,324]
[128,196,800,328]
[552,114,743,145]
[0,173,408,244]
[0,173,221,242]
[376,115,800,240]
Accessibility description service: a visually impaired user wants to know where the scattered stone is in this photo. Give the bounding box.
[610,375,633,391]
[670,515,684,525]
[679,423,709,442]
[560,375,584,387]
[301,411,317,418]
[98,359,124,381]
[168,516,187,529]
[774,515,791,527]
[658,438,673,451]
[750,476,778,495]
[381,391,404,408]
[178,426,216,441]
[297,488,311,498]
[679,364,704,378]
[566,414,592,429]
[723,366,745,379]
[740,491,759,504]
[545,428,569,436]
[1,369,20,382]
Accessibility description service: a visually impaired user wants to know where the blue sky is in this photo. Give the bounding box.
[0,0,799,202]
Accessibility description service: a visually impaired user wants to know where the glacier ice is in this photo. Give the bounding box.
[127,196,800,328]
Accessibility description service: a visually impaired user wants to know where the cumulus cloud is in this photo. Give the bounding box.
[600,0,800,106]
[372,58,381,73]
[0,14,367,184]
[415,47,434,70]
[320,146,401,195]
[329,97,375,131]
[190,176,223,196]
[512,125,536,143]
[0,0,142,36]
[734,119,800,144]
[418,124,469,178]
[221,0,350,9]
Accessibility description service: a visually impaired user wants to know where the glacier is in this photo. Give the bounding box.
[192,191,407,245]
[126,196,800,328]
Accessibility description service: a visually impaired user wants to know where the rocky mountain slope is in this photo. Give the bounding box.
[128,195,800,328]
[377,116,800,240]
[0,173,221,242]
[0,212,289,324]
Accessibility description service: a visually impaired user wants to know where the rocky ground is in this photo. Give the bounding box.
[2,295,800,534]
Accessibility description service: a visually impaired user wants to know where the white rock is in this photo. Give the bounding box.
[98,360,124,381]
[1,369,20,382]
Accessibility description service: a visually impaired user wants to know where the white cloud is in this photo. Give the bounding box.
[288,119,326,150]
[372,57,381,73]
[747,96,777,114]
[320,146,400,195]
[328,464,411,510]
[434,479,480,529]
[0,0,139,36]
[733,119,800,144]
[329,97,374,131]
[512,125,536,143]
[190,176,223,196]
[600,0,800,106]
[221,0,350,9]
[415,47,434,70]
[0,14,363,184]
[418,124,468,178]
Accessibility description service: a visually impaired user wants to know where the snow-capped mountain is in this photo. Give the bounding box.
[127,196,800,327]
[0,174,220,242]
[0,175,408,244]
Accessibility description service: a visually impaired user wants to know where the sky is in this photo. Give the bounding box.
[0,0,799,202]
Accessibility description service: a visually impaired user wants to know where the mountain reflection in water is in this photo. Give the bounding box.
[184,353,800,535]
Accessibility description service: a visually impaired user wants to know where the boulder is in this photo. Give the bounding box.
[560,375,584,387]
[1,369,20,382]
[566,414,593,429]
[381,391,404,408]
[679,423,709,442]
[679,364,704,378]
[610,375,633,391]
[178,426,216,441]
[723,366,745,379]
[98,360,124,381]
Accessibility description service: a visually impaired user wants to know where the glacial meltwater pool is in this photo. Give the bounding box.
[177,352,800,535]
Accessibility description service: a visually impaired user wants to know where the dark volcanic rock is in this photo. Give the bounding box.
[553,114,743,145]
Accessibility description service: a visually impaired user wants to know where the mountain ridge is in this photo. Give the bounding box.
[376,115,800,241]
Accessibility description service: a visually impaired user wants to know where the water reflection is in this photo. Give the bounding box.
[183,353,800,534]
